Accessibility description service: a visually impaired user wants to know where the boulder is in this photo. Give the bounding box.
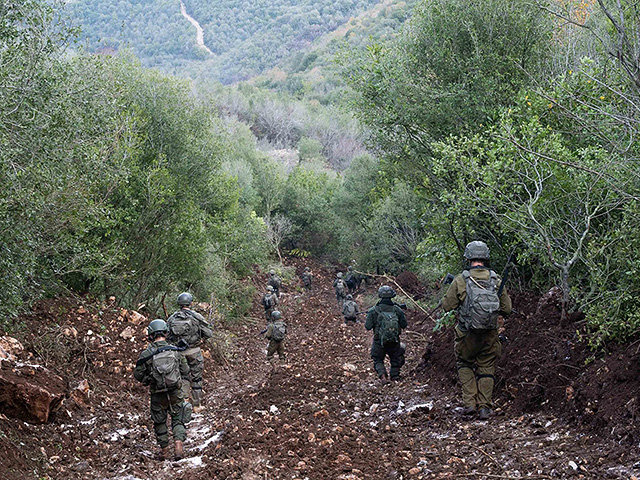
[0,336,24,362]
[0,362,66,423]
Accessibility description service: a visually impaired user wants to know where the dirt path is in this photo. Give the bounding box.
[2,258,638,479]
[180,1,213,55]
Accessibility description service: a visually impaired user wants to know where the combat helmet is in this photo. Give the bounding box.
[304,267,310,272]
[177,292,193,306]
[378,285,396,299]
[346,294,353,300]
[147,319,168,340]
[463,241,490,261]
[271,310,282,320]
[348,266,353,271]
[269,269,276,275]
[337,272,343,278]
[267,285,274,292]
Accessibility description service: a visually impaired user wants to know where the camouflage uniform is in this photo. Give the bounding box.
[345,267,357,294]
[268,273,282,298]
[262,290,279,320]
[166,307,213,408]
[342,299,359,324]
[442,267,512,412]
[265,321,287,366]
[365,299,407,380]
[333,276,347,306]
[133,340,190,449]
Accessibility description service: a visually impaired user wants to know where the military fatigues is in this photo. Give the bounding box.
[268,274,282,297]
[166,308,212,408]
[262,292,279,320]
[365,300,407,379]
[345,271,357,294]
[342,299,359,324]
[301,271,313,291]
[133,340,190,448]
[442,267,512,411]
[333,278,347,306]
[265,321,287,366]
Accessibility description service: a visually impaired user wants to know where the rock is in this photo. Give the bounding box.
[77,307,87,314]
[569,461,578,470]
[0,362,65,423]
[0,336,24,362]
[62,326,78,338]
[342,363,357,372]
[409,467,422,475]
[119,326,135,340]
[120,308,146,325]
[70,379,91,405]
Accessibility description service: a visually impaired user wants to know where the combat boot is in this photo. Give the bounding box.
[157,446,170,461]
[379,374,390,385]
[174,440,184,460]
[478,408,491,420]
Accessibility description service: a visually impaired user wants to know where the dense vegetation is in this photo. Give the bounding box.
[5,0,640,348]
[67,0,397,83]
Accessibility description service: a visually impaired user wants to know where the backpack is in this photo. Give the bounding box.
[302,272,312,286]
[271,321,287,341]
[169,310,200,345]
[151,348,182,392]
[263,294,275,308]
[343,301,357,317]
[335,279,345,292]
[376,307,400,345]
[460,270,500,330]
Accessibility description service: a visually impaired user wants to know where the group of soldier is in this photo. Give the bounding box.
[134,240,511,460]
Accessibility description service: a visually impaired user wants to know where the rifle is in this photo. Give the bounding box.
[497,254,516,298]
[258,328,268,337]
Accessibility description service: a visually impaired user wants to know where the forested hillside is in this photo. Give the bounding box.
[67,0,398,83]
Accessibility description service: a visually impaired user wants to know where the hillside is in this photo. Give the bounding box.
[1,258,638,479]
[67,0,397,84]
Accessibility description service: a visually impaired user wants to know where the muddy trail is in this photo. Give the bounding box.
[1,258,640,479]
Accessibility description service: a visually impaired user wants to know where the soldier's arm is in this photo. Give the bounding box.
[133,352,151,385]
[497,276,512,315]
[396,307,408,329]
[364,309,375,331]
[265,324,273,340]
[179,354,190,379]
[442,276,464,312]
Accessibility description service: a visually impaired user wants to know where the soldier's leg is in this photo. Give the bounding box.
[184,347,204,407]
[370,342,388,378]
[266,339,278,368]
[168,389,187,442]
[277,340,286,365]
[476,330,501,410]
[454,327,482,409]
[150,393,170,448]
[388,343,405,380]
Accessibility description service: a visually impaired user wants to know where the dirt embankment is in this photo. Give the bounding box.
[1,259,639,479]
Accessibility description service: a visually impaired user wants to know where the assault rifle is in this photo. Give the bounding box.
[258,327,268,337]
[497,254,515,298]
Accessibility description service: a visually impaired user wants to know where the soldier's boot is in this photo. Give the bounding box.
[157,446,170,461]
[268,356,278,371]
[279,356,286,366]
[379,373,390,385]
[191,388,203,411]
[174,440,184,460]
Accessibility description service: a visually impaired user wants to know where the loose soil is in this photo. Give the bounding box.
[1,258,639,479]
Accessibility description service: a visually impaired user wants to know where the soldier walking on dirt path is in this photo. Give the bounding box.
[262,285,279,320]
[265,310,287,369]
[166,292,213,413]
[342,294,359,324]
[268,269,282,298]
[134,319,191,461]
[365,286,407,384]
[442,241,512,421]
[333,272,347,307]
[345,266,358,294]
[301,266,313,291]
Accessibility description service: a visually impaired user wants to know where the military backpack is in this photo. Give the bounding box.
[270,320,287,341]
[376,307,400,345]
[335,279,345,293]
[150,348,183,392]
[263,293,276,308]
[168,310,200,346]
[344,301,357,317]
[460,270,501,330]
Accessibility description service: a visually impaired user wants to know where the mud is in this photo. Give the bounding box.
[0,259,639,479]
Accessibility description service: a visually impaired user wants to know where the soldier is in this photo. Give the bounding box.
[365,286,407,383]
[268,269,282,298]
[265,310,287,369]
[345,266,357,294]
[166,292,213,413]
[442,241,512,421]
[333,272,347,307]
[342,294,359,324]
[301,266,313,291]
[134,319,191,461]
[262,285,279,320]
